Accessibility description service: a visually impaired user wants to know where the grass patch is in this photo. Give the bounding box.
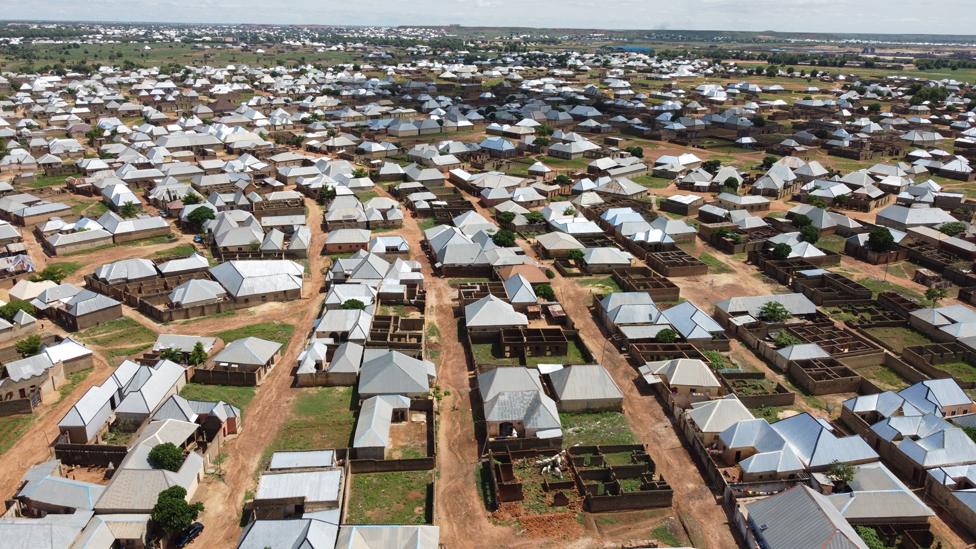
[651,521,681,547]
[346,471,432,524]
[698,251,732,274]
[216,322,294,346]
[152,244,197,259]
[749,406,797,424]
[864,326,933,354]
[858,277,924,302]
[78,317,156,348]
[632,175,672,189]
[525,339,588,367]
[0,415,33,456]
[858,364,911,391]
[46,261,83,277]
[105,343,154,362]
[471,340,589,367]
[59,368,92,401]
[27,174,67,188]
[578,276,622,295]
[560,411,636,446]
[179,383,256,414]
[816,235,845,254]
[127,234,178,246]
[265,387,357,458]
[63,243,116,257]
[932,361,976,383]
[417,218,437,231]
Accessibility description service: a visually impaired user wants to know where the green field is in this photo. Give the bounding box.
[179,383,257,414]
[560,411,637,446]
[78,317,157,349]
[346,471,432,525]
[264,387,357,456]
[216,322,294,346]
[864,326,933,354]
[0,415,32,456]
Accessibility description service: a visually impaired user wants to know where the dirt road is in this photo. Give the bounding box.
[520,244,738,549]
[192,198,328,547]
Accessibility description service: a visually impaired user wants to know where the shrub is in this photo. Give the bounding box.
[939,221,966,237]
[654,328,678,343]
[534,284,555,300]
[30,265,67,284]
[760,301,791,322]
[773,331,802,347]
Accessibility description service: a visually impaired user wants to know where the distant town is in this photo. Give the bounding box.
[0,19,973,549]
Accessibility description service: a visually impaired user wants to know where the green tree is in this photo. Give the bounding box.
[723,177,739,192]
[151,486,204,536]
[759,301,791,322]
[0,301,35,322]
[491,229,517,247]
[654,328,678,343]
[771,242,792,260]
[496,211,516,224]
[525,211,545,223]
[148,443,185,472]
[808,197,828,209]
[964,425,976,443]
[625,146,644,158]
[799,225,820,244]
[826,460,855,485]
[867,227,896,252]
[30,265,67,284]
[855,526,891,549]
[352,168,368,178]
[182,192,202,205]
[760,155,779,169]
[118,201,139,219]
[554,174,571,186]
[318,186,337,203]
[925,287,948,306]
[340,299,367,310]
[158,347,184,363]
[567,249,585,262]
[792,214,812,228]
[939,221,966,237]
[562,207,576,216]
[185,206,215,232]
[15,335,41,357]
[534,284,555,300]
[702,159,721,174]
[188,342,208,366]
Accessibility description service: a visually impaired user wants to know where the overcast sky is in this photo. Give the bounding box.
[2,0,973,35]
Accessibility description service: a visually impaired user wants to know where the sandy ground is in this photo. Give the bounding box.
[187,198,328,547]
